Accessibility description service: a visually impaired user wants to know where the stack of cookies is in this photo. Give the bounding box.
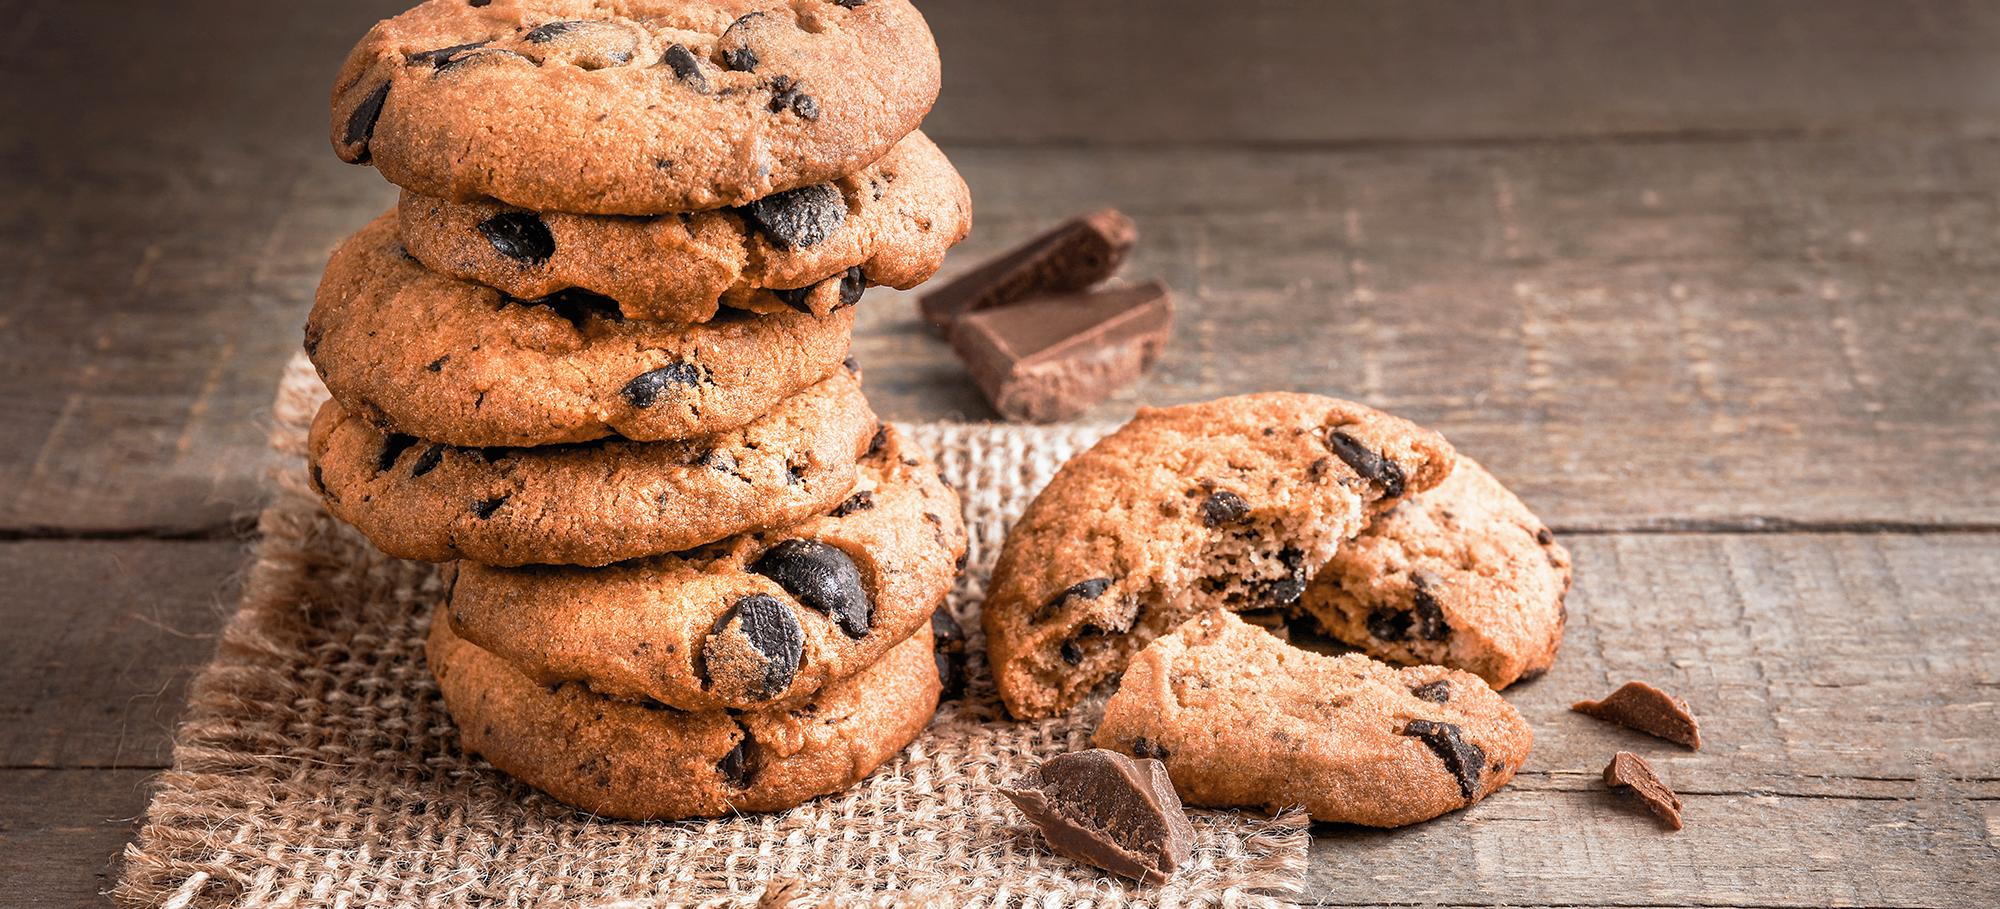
[303,0,970,820]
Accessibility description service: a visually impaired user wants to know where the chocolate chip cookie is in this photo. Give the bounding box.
[307,214,853,448]
[1095,609,1532,827]
[398,131,969,322]
[306,370,877,567]
[1299,455,1572,689]
[332,0,941,214]
[982,394,1457,719]
[445,425,965,711]
[428,610,939,820]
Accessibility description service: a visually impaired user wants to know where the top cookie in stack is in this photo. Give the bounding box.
[302,0,970,820]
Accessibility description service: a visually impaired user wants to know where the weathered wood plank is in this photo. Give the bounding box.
[923,0,2000,146]
[0,768,154,908]
[0,541,243,769]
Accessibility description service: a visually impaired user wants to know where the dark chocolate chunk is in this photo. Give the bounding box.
[662,43,708,91]
[949,282,1173,423]
[1573,681,1703,749]
[1411,680,1452,703]
[832,0,868,7]
[407,41,490,67]
[720,13,762,71]
[768,76,819,119]
[341,82,391,161]
[410,444,445,478]
[1033,577,1113,623]
[717,732,753,787]
[524,20,585,42]
[829,490,875,517]
[865,423,889,457]
[471,495,508,519]
[742,183,846,250]
[377,433,419,472]
[1324,429,1406,499]
[470,0,491,6]
[476,211,555,264]
[1365,573,1450,642]
[702,594,804,700]
[425,355,449,372]
[751,539,872,637]
[933,609,967,700]
[1199,489,1251,527]
[1401,719,1486,800]
[1603,751,1684,830]
[920,209,1138,334]
[1130,736,1170,760]
[1536,527,1557,545]
[999,749,1195,886]
[837,265,866,307]
[722,45,759,72]
[524,288,621,329]
[621,362,708,408]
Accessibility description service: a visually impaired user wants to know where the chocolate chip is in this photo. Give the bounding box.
[932,608,966,651]
[410,444,445,478]
[524,288,621,329]
[723,46,759,72]
[1365,573,1450,642]
[999,749,1195,886]
[837,265,865,307]
[751,539,872,637]
[407,41,490,67]
[933,610,967,700]
[702,594,804,700]
[1536,527,1556,545]
[1411,680,1452,703]
[469,0,490,6]
[1130,737,1170,760]
[342,82,390,161]
[1034,577,1113,623]
[1059,638,1085,665]
[832,0,868,6]
[377,433,419,472]
[425,355,449,372]
[720,13,762,71]
[524,20,585,42]
[476,211,555,263]
[768,75,820,119]
[742,183,846,250]
[717,733,753,787]
[1257,547,1310,606]
[1324,429,1406,499]
[621,362,708,407]
[865,424,889,457]
[662,43,708,91]
[1198,489,1251,527]
[1401,719,1485,800]
[471,495,507,519]
[829,490,874,516]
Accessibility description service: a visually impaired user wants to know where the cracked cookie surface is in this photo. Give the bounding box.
[333,0,941,214]
[447,425,965,711]
[398,131,969,322]
[1300,454,1572,689]
[428,609,938,820]
[982,393,1456,719]
[306,369,876,567]
[307,213,853,447]
[1094,609,1532,827]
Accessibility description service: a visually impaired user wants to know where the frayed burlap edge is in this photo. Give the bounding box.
[113,353,1308,909]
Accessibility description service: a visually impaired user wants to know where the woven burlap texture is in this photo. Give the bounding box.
[114,353,1308,909]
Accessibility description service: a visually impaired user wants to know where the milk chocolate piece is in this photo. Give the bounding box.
[1573,680,1703,749]
[999,748,1195,885]
[1603,751,1684,829]
[950,282,1172,423]
[919,209,1137,335]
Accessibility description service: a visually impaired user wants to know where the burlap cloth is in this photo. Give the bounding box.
[115,353,1308,909]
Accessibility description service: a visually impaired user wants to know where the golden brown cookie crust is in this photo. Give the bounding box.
[332,0,941,214]
[448,425,966,711]
[307,213,855,448]
[306,370,878,567]
[1300,454,1572,689]
[428,613,939,820]
[397,131,969,322]
[983,394,1457,719]
[1094,609,1532,827]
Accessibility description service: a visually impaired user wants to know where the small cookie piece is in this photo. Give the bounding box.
[920,209,1137,334]
[307,370,876,567]
[1603,751,1684,830]
[447,425,965,711]
[983,393,1456,719]
[332,0,941,214]
[1095,610,1532,827]
[397,132,970,322]
[1298,455,1572,689]
[1000,749,1195,885]
[427,612,939,820]
[1573,681,1703,749]
[308,214,853,447]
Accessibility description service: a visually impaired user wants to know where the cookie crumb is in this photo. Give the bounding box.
[1603,751,1684,830]
[1573,680,1702,749]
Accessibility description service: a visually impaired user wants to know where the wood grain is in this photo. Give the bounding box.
[0,769,154,908]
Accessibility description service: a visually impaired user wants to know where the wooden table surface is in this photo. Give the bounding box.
[5,1,1997,905]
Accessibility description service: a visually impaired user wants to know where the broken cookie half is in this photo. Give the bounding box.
[1000,748,1195,885]
[1095,609,1533,827]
